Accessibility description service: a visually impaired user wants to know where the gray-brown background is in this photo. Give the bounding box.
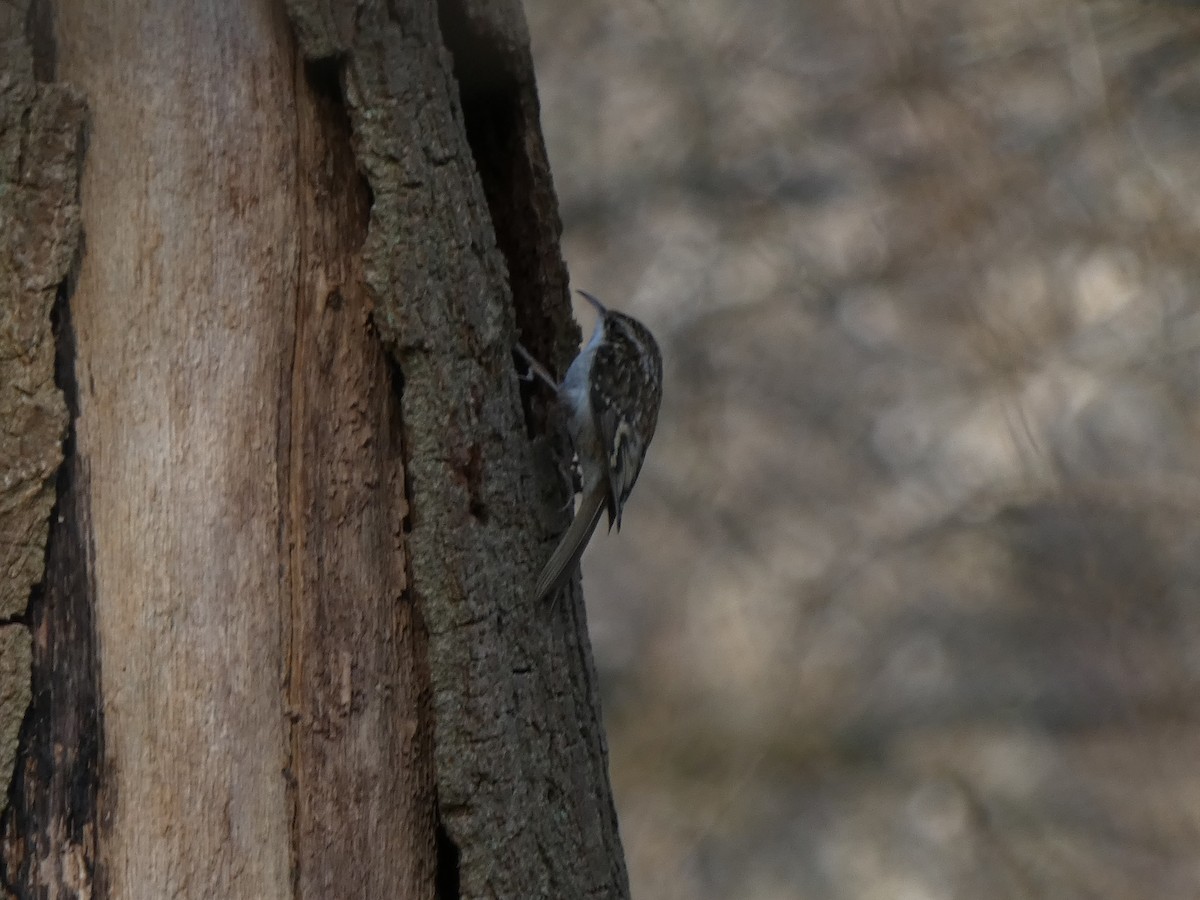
[525,1,1200,897]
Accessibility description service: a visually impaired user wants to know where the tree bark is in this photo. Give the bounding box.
[1,1,628,898]
[0,2,89,895]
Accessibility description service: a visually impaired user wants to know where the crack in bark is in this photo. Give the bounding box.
[282,1,630,896]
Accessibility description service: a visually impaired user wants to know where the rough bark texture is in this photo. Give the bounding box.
[284,1,631,897]
[2,292,102,899]
[3,0,625,896]
[0,0,85,887]
[0,633,31,821]
[0,1,79,625]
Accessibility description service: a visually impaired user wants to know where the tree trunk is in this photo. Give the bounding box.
[0,1,629,898]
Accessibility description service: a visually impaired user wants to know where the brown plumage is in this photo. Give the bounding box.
[531,291,663,601]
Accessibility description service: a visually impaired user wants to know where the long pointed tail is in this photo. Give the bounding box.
[534,486,606,602]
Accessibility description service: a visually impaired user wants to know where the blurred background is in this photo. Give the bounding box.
[524,1,1200,898]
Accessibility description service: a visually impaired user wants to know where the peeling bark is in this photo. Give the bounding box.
[285,1,630,897]
[0,0,86,889]
[2,0,626,896]
[2,293,101,896]
[0,631,31,812]
[284,55,437,898]
[0,4,80,627]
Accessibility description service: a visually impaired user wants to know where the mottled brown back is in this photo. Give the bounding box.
[589,311,663,529]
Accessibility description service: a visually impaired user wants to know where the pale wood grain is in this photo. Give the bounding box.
[55,3,299,895]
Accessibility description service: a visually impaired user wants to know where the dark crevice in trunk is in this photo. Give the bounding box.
[302,53,374,240]
[436,0,554,322]
[386,357,417,536]
[437,0,525,287]
[24,0,57,83]
[303,55,344,109]
[437,0,574,456]
[0,266,102,898]
[434,819,462,900]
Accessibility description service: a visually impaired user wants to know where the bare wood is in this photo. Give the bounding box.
[41,1,444,896]
[285,58,437,899]
[54,3,298,895]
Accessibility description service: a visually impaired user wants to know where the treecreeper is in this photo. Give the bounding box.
[520,291,664,602]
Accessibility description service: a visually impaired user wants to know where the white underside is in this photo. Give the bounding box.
[560,316,605,493]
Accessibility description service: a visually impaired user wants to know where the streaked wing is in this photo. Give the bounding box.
[590,312,663,530]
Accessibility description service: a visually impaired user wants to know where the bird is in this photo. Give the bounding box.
[520,291,663,602]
